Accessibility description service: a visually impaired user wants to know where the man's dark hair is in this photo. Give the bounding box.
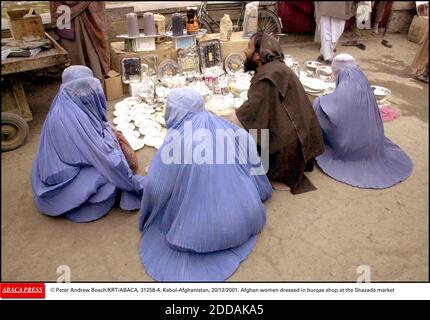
[250,32,284,65]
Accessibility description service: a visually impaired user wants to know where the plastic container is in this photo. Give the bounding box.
[243,2,259,38]
[220,14,233,41]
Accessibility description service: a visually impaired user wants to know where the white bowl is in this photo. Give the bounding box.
[305,60,322,72]
[301,76,329,91]
[371,86,391,99]
[317,65,333,76]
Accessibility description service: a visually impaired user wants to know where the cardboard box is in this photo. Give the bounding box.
[109,32,249,94]
[111,40,176,94]
[7,8,45,40]
[197,32,248,64]
[407,15,429,44]
[104,70,123,101]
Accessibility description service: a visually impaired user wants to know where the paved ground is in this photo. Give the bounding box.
[1,32,428,282]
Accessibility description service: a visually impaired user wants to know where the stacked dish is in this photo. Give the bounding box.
[371,85,391,101]
[112,97,168,150]
[300,75,329,96]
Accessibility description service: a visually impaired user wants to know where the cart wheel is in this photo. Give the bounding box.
[1,112,29,152]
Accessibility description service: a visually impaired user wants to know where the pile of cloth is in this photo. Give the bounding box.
[1,37,52,59]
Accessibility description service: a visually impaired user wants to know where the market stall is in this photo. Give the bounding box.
[1,32,69,151]
[106,7,390,153]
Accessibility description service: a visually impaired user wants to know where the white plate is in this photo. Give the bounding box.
[371,85,391,97]
[136,118,158,128]
[301,76,329,91]
[122,97,141,106]
[159,128,168,137]
[317,65,333,76]
[144,134,164,149]
[224,53,244,75]
[121,129,140,139]
[240,91,248,101]
[155,105,165,112]
[133,113,153,124]
[116,122,135,132]
[304,86,325,93]
[130,102,151,110]
[139,124,161,136]
[128,138,145,151]
[149,135,165,149]
[114,101,130,113]
[155,113,166,126]
[232,98,244,109]
[113,114,132,122]
[131,108,155,117]
[113,117,131,125]
[113,110,130,118]
[156,86,170,98]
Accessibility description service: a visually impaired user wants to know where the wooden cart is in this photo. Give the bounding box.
[1,32,69,151]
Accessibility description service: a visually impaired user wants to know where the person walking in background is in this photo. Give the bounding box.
[314,1,356,64]
[372,1,388,34]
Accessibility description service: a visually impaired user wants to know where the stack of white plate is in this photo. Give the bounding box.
[300,75,329,96]
[111,97,169,150]
[135,118,167,150]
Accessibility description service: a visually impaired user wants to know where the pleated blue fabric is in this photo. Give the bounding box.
[139,88,272,281]
[31,65,145,222]
[313,66,413,188]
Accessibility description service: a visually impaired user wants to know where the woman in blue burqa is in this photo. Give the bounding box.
[139,88,272,281]
[312,53,413,188]
[31,65,145,222]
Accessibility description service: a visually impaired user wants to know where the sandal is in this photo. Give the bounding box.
[271,181,291,191]
[381,40,392,48]
[342,40,359,47]
[357,43,366,50]
[413,74,429,83]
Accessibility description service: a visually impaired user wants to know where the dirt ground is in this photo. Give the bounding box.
[1,32,428,282]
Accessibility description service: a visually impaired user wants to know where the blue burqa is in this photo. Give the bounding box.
[31,65,145,222]
[139,88,273,281]
[312,66,413,188]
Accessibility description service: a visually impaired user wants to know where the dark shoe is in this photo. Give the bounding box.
[381,39,392,48]
[357,43,366,50]
[342,40,359,47]
[413,74,429,83]
[324,59,332,65]
[317,55,324,63]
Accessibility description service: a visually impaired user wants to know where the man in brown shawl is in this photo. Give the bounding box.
[50,2,111,81]
[229,32,324,194]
